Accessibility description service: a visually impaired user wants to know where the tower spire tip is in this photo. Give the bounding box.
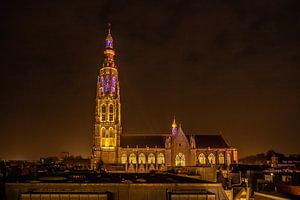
[172,115,177,129]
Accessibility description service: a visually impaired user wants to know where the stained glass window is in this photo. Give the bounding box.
[100,76,104,93]
[112,76,116,94]
[219,153,225,164]
[226,154,231,165]
[138,153,146,164]
[105,75,110,93]
[106,40,113,48]
[208,153,216,164]
[175,153,185,166]
[148,153,155,164]
[198,153,206,164]
[129,153,137,164]
[157,153,165,164]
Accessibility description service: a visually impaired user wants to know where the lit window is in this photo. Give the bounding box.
[101,76,104,93]
[105,75,110,93]
[226,153,231,165]
[148,153,155,164]
[208,153,216,164]
[157,153,165,164]
[138,153,146,164]
[175,153,185,166]
[106,40,113,48]
[129,153,137,164]
[198,153,206,165]
[121,154,127,164]
[219,153,225,164]
[112,76,116,94]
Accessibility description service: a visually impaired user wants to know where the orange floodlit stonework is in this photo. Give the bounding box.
[92,25,238,172]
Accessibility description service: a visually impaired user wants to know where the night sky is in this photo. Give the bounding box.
[1,1,300,160]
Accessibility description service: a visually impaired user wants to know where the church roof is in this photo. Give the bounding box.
[120,134,231,149]
[192,135,230,148]
[120,134,167,148]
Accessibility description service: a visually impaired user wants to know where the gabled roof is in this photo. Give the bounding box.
[173,126,190,147]
[191,135,230,148]
[120,134,168,148]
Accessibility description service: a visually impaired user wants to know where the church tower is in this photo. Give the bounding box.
[92,24,122,167]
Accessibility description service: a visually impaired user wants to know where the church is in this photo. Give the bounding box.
[92,26,238,172]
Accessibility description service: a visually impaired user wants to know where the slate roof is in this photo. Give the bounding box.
[120,134,167,148]
[191,135,230,148]
[120,134,231,149]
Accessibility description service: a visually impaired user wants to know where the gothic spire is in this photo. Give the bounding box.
[172,115,178,134]
[172,115,177,129]
[105,23,113,49]
[103,23,115,68]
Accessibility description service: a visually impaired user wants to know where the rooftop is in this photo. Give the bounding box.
[6,172,213,184]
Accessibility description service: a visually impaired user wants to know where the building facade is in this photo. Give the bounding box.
[92,26,238,172]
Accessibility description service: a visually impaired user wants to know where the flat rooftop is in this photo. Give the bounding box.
[6,172,213,184]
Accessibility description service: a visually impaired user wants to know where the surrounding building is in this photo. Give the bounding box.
[5,173,229,200]
[92,25,238,171]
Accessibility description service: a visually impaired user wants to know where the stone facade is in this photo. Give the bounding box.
[92,26,238,171]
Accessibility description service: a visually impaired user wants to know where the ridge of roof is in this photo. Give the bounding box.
[121,133,170,136]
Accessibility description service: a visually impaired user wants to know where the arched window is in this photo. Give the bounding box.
[198,153,206,165]
[109,128,114,138]
[226,153,231,165]
[101,105,106,121]
[111,76,116,94]
[148,153,155,164]
[109,104,114,121]
[100,76,104,93]
[157,153,165,164]
[218,153,225,164]
[208,153,216,164]
[129,153,137,164]
[138,153,146,164]
[105,75,110,93]
[101,127,106,138]
[175,153,185,166]
[121,154,127,164]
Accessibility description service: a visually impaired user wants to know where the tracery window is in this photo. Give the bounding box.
[121,154,127,164]
[148,153,155,164]
[175,153,185,166]
[101,104,106,121]
[208,153,216,164]
[111,76,116,94]
[109,127,114,138]
[105,75,110,93]
[219,153,225,164]
[129,153,137,164]
[226,153,231,165]
[198,153,206,165]
[138,153,146,164]
[157,153,165,164]
[100,76,104,93]
[109,104,114,121]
